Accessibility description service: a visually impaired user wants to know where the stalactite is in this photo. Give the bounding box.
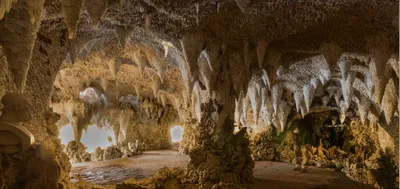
[85,0,107,28]
[277,100,291,132]
[382,78,398,124]
[272,84,282,115]
[0,0,16,20]
[294,90,304,113]
[180,32,205,81]
[243,40,255,70]
[355,95,370,125]
[0,0,45,90]
[242,92,250,127]
[234,0,251,13]
[257,40,269,68]
[303,83,315,112]
[341,72,355,109]
[368,33,391,104]
[134,85,141,99]
[134,50,148,76]
[320,41,343,74]
[61,0,84,39]
[339,60,352,80]
[115,25,131,49]
[248,83,261,124]
[144,13,151,34]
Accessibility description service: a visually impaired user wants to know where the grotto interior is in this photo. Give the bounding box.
[0,0,399,189]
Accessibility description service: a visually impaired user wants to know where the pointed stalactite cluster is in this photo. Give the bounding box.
[0,0,45,91]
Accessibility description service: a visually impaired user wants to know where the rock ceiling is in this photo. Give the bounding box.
[0,0,398,134]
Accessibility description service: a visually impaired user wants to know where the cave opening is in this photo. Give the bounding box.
[170,126,184,143]
[59,124,115,152]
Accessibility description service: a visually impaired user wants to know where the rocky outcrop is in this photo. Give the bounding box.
[182,101,254,188]
[90,147,104,161]
[65,140,91,163]
[103,145,123,160]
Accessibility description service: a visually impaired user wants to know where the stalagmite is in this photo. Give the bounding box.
[257,40,269,68]
[61,0,84,39]
[180,32,205,80]
[320,41,343,73]
[382,78,398,124]
[303,83,315,112]
[85,0,107,28]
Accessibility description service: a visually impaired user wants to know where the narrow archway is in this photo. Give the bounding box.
[170,126,184,143]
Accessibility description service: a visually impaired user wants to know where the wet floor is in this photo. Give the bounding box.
[71,150,374,189]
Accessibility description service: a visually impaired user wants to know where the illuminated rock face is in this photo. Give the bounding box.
[0,0,398,188]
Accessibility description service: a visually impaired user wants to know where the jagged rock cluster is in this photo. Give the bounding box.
[65,141,91,163]
[64,140,144,163]
[250,131,281,161]
[181,101,254,188]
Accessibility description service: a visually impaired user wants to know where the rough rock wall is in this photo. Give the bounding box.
[178,119,199,154]
[22,29,68,141]
[249,111,399,189]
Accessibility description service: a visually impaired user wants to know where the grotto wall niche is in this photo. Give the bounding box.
[248,109,399,189]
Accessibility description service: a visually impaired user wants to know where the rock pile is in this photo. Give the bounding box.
[65,140,91,163]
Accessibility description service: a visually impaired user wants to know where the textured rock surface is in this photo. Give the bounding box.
[65,140,91,163]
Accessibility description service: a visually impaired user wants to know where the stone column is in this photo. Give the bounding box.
[181,52,254,188]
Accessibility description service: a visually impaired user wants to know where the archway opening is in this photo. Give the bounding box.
[59,124,114,152]
[170,126,184,143]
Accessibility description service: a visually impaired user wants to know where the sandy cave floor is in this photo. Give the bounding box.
[70,150,374,189]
